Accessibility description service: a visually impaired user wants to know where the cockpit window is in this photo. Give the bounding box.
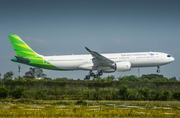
[167,55,171,57]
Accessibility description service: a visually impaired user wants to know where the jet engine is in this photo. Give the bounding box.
[114,61,131,72]
[101,61,131,73]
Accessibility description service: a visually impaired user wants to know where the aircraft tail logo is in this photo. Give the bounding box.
[8,34,60,70]
[8,34,39,57]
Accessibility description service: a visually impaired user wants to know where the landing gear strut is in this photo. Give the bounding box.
[157,66,160,73]
[84,70,103,80]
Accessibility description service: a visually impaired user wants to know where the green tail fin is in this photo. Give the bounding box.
[8,34,39,57]
[8,34,61,70]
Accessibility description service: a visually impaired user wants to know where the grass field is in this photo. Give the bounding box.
[0,100,180,117]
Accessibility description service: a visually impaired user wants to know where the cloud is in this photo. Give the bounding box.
[112,38,123,43]
[88,36,96,41]
[25,37,50,46]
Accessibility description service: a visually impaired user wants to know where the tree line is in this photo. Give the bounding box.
[0,68,47,80]
[0,73,180,101]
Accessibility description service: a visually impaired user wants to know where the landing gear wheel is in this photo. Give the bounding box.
[84,70,103,80]
[89,71,95,76]
[157,66,160,73]
[84,75,90,80]
[93,75,99,78]
[98,70,103,76]
[157,69,160,73]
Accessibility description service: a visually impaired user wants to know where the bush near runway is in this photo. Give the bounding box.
[0,74,180,101]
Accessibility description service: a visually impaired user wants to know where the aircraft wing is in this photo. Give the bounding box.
[85,47,114,67]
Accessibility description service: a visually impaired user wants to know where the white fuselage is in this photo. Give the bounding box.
[43,52,174,72]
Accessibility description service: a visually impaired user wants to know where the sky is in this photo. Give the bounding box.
[0,0,180,79]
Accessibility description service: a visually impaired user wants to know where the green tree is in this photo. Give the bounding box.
[35,68,47,78]
[24,68,47,79]
[141,74,168,81]
[105,75,115,82]
[169,77,177,82]
[118,75,138,81]
[0,86,9,98]
[3,71,14,79]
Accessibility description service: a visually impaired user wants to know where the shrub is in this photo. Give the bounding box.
[138,87,150,100]
[161,90,171,100]
[173,91,180,100]
[0,86,9,98]
[11,86,25,99]
[35,90,46,100]
[149,90,163,100]
[118,84,129,100]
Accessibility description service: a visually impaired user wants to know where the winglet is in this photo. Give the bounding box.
[85,47,91,52]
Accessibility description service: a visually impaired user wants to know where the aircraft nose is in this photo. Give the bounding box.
[171,57,175,61]
[169,57,175,62]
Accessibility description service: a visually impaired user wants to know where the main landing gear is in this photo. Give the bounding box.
[84,70,103,80]
[157,66,160,73]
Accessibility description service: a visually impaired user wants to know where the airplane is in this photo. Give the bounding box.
[8,34,175,80]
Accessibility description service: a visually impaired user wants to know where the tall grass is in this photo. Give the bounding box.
[0,101,179,117]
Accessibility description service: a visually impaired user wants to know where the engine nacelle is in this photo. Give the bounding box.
[114,61,131,72]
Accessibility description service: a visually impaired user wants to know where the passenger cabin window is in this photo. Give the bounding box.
[167,55,171,57]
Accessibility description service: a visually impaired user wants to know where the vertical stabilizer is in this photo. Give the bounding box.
[8,34,39,57]
[8,34,60,70]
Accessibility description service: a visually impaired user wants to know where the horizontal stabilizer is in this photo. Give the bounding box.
[14,56,30,63]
